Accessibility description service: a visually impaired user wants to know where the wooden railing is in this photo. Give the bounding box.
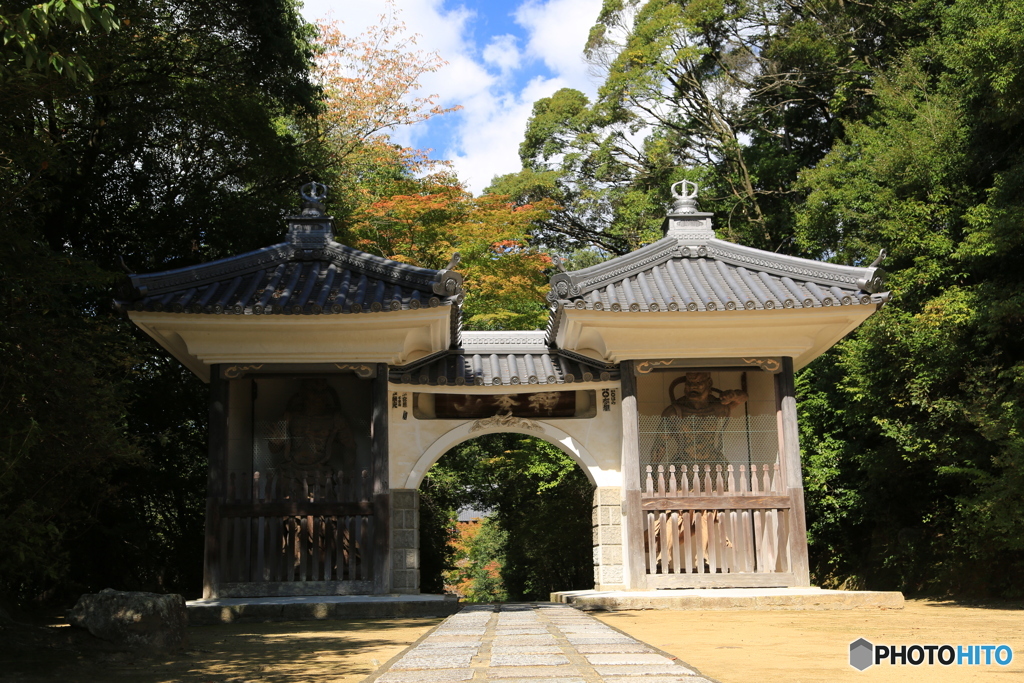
[641,463,793,586]
[217,469,374,594]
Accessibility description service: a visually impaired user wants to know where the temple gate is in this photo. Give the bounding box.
[116,181,888,597]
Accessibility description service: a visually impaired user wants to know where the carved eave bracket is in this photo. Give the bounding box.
[219,362,378,379]
[634,357,783,375]
[469,412,545,433]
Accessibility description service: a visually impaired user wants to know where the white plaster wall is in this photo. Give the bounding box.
[388,382,624,489]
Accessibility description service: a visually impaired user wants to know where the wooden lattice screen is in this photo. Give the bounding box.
[640,463,796,587]
[215,469,375,596]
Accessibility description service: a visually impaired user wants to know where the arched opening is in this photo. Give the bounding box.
[417,432,597,601]
[402,420,609,490]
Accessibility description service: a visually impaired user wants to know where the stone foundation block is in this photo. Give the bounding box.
[595,544,623,565]
[595,506,623,527]
[596,566,624,586]
[393,490,417,509]
[394,529,416,549]
[595,487,621,506]
[594,524,623,545]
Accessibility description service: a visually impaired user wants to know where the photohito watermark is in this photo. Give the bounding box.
[849,638,1013,671]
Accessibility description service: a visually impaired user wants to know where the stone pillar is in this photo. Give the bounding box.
[592,486,624,589]
[390,489,420,594]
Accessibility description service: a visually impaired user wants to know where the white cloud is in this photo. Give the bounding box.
[446,75,572,191]
[482,34,522,75]
[301,0,471,52]
[298,0,604,194]
[515,0,602,94]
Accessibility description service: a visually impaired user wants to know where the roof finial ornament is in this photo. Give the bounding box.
[664,178,714,242]
[671,179,699,215]
[300,181,328,217]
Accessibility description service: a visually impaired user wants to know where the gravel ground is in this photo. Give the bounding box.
[2,598,1020,683]
[595,598,1024,682]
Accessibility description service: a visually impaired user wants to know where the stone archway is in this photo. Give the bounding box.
[410,427,604,600]
[388,418,625,596]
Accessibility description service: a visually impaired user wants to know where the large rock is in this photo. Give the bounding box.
[67,589,188,652]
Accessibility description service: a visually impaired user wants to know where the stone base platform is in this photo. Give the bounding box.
[186,594,461,625]
[551,587,904,611]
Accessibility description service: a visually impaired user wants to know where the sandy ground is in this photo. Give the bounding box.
[3,599,1021,682]
[595,599,1024,683]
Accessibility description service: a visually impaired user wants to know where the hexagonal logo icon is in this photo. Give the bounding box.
[850,638,874,671]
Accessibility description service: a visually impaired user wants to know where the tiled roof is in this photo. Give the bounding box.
[457,508,492,522]
[546,226,890,344]
[549,237,889,312]
[115,210,465,341]
[118,184,889,373]
[389,331,617,386]
[118,253,458,315]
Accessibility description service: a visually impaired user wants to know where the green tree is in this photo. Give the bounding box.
[491,0,937,256]
[419,435,595,601]
[488,86,675,256]
[1,1,118,82]
[446,517,508,603]
[0,0,324,607]
[794,0,1024,595]
[0,249,142,600]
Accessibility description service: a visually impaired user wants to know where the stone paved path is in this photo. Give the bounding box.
[363,603,717,683]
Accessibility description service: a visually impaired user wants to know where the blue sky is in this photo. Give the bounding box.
[299,0,604,194]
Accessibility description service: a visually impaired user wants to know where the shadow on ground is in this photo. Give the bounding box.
[0,617,441,683]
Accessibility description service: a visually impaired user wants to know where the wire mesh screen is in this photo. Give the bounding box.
[636,369,779,483]
[639,412,779,472]
[252,420,289,474]
[248,376,373,496]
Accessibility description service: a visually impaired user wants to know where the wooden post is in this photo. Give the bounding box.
[203,365,229,599]
[620,360,647,589]
[371,363,391,595]
[778,357,811,586]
